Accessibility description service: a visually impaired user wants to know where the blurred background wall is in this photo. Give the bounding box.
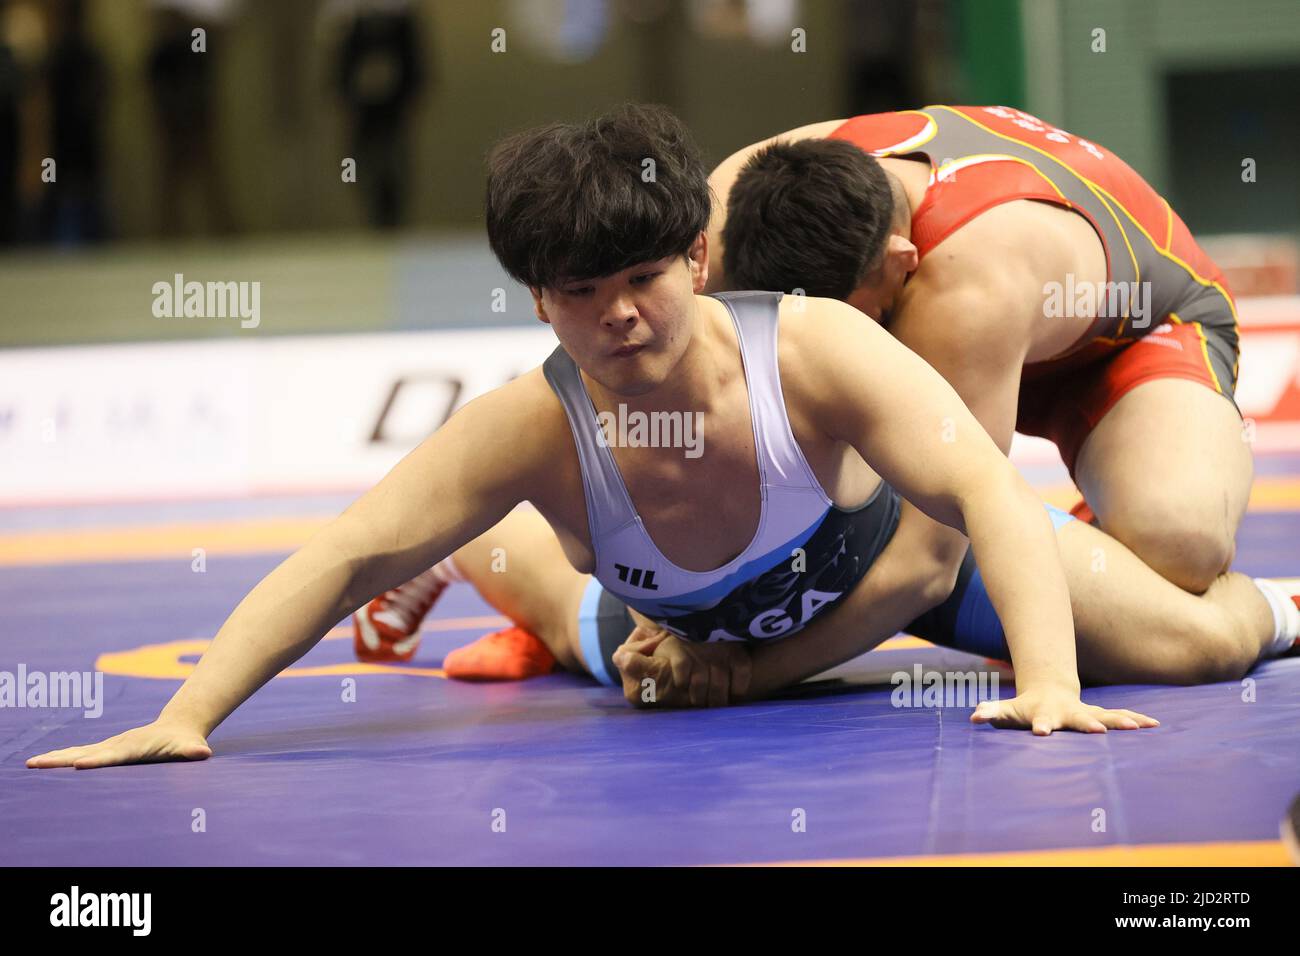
[3,0,859,240]
[0,0,1296,347]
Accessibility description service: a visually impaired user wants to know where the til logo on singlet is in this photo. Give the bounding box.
[614,563,659,590]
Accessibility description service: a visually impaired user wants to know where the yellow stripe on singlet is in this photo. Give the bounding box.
[1168,312,1224,394]
[933,153,1068,201]
[870,109,940,155]
[931,106,1240,380]
[1085,182,1142,335]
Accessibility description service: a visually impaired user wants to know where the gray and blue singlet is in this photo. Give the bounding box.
[543,290,1074,685]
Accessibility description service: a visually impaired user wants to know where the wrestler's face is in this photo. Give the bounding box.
[844,233,918,327]
[532,233,709,397]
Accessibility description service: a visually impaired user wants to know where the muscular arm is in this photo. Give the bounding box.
[738,282,1029,700]
[135,380,542,738]
[886,270,1032,455]
[776,297,1079,695]
[711,290,1044,702]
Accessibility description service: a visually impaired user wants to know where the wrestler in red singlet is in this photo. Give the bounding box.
[829,105,1239,478]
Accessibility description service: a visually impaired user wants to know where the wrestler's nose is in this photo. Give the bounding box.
[600,298,638,329]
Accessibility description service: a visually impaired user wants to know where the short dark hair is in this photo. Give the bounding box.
[722,138,894,300]
[484,103,712,289]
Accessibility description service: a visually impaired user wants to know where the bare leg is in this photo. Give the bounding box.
[438,506,1277,689]
[1058,519,1274,685]
[1074,379,1253,594]
[447,506,591,674]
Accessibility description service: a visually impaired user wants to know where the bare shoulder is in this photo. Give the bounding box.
[780,118,851,142]
[775,295,889,418]
[461,364,561,422]
[710,119,848,193]
[896,243,1039,350]
[440,364,577,501]
[727,118,848,163]
[912,204,1054,301]
[456,365,570,446]
[777,293,883,355]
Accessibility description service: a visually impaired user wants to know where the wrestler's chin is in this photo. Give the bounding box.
[598,371,661,399]
[592,357,666,398]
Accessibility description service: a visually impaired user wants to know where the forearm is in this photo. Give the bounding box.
[154,387,540,734]
[158,527,368,736]
[961,472,1078,691]
[740,506,965,701]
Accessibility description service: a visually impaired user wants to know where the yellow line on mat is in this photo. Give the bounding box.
[4,477,1300,566]
[745,840,1291,867]
[0,516,333,566]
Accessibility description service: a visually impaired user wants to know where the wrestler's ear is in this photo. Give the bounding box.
[687,231,709,292]
[530,286,551,325]
[887,234,919,275]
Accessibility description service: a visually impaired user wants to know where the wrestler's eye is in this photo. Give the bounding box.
[562,285,595,297]
[631,272,661,285]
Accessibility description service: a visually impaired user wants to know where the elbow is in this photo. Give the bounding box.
[897,535,967,616]
[995,459,1037,504]
[959,459,1036,526]
[919,544,965,609]
[891,517,970,614]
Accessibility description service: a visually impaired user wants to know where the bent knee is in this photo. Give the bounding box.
[1161,608,1256,684]
[1183,641,1255,685]
[1105,514,1236,594]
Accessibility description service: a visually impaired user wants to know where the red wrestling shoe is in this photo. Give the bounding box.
[443,626,557,681]
[353,568,448,662]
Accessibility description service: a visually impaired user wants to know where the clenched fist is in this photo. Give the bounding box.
[611,624,753,708]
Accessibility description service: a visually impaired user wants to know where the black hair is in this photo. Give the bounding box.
[722,138,895,300]
[485,103,712,289]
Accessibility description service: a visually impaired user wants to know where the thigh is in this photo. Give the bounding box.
[1055,519,1245,685]
[1074,376,1252,547]
[907,513,1253,685]
[456,506,592,670]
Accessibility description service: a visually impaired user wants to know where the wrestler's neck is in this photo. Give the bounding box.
[878,156,931,240]
[621,295,739,415]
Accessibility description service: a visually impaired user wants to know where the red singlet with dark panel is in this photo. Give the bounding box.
[829,105,1240,475]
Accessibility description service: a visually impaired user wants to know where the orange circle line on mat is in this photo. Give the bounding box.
[92,616,510,680]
